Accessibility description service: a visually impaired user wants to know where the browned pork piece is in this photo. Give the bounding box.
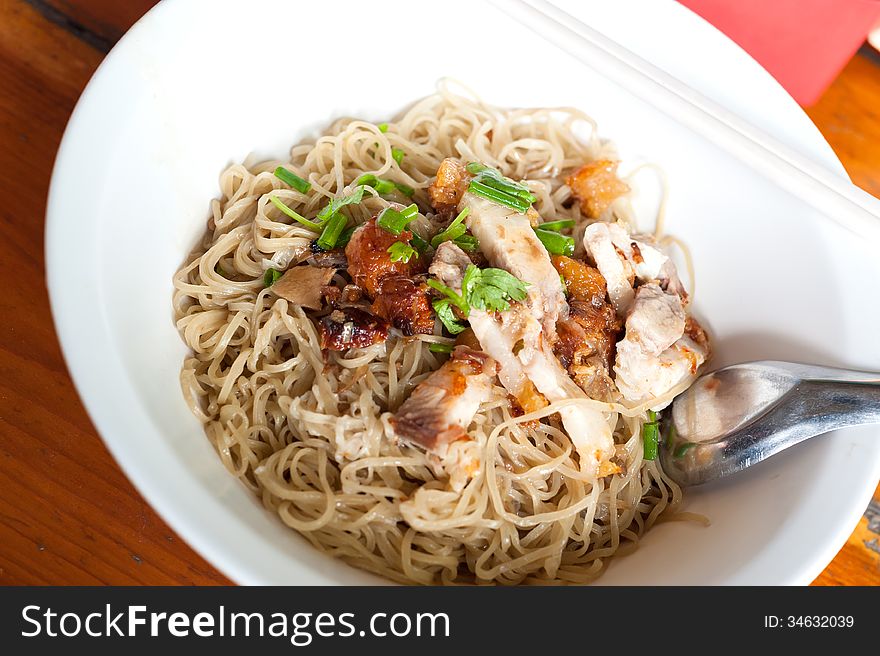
[372,276,435,336]
[613,284,709,406]
[431,242,615,475]
[319,307,389,351]
[345,218,427,296]
[270,265,336,309]
[566,160,630,219]
[427,158,471,218]
[551,256,620,400]
[344,217,433,335]
[391,347,497,451]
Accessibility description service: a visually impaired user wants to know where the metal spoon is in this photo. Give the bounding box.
[658,361,880,487]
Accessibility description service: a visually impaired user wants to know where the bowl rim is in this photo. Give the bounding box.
[45,0,880,585]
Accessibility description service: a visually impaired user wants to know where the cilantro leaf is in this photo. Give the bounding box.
[387,241,417,263]
[432,298,468,334]
[463,265,529,313]
[316,186,367,222]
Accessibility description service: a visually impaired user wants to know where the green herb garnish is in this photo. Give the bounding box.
[467,180,532,214]
[337,225,357,249]
[410,233,429,254]
[268,195,322,232]
[316,213,349,251]
[466,162,536,213]
[357,174,414,198]
[263,267,283,287]
[273,166,311,194]
[427,279,469,314]
[394,181,415,197]
[392,147,405,166]
[377,203,420,235]
[429,264,529,317]
[432,298,468,334]
[642,410,659,461]
[428,342,454,354]
[534,228,575,256]
[536,219,575,232]
[464,266,529,313]
[453,234,479,251]
[431,207,470,248]
[387,241,417,263]
[378,122,389,133]
[316,186,367,222]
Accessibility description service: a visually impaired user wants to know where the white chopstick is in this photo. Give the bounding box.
[496,0,880,243]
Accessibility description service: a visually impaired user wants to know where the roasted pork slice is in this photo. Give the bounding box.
[614,336,708,407]
[345,218,427,297]
[372,276,435,336]
[270,265,336,310]
[555,301,619,401]
[583,222,688,316]
[427,158,471,218]
[583,222,635,315]
[566,160,630,219]
[550,255,619,400]
[613,286,708,407]
[460,192,568,339]
[430,242,614,474]
[430,243,545,413]
[318,307,389,351]
[391,347,497,451]
[621,283,685,355]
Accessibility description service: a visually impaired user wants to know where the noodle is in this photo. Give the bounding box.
[172,81,686,585]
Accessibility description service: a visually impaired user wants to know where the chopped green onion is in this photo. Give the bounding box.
[394,181,415,197]
[263,267,283,287]
[387,241,417,263]
[466,162,537,203]
[410,233,429,254]
[429,342,454,354]
[465,162,491,175]
[674,442,698,459]
[536,219,575,232]
[337,225,357,249]
[475,173,536,203]
[534,228,575,256]
[316,213,349,251]
[378,122,389,133]
[316,186,366,222]
[357,174,412,197]
[432,298,468,334]
[273,166,311,194]
[268,195,322,231]
[431,223,466,248]
[453,234,479,251]
[642,410,659,461]
[374,179,397,194]
[431,207,470,248]
[377,203,419,235]
[467,180,532,214]
[392,147,405,166]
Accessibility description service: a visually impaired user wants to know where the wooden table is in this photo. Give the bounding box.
[1,0,878,585]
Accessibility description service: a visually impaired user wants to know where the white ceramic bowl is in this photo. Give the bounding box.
[47,0,880,584]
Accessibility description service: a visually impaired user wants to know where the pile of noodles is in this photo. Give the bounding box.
[172,80,696,585]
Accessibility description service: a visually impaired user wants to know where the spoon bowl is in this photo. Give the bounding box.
[659,361,880,486]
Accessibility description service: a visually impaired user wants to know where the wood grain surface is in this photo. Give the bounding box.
[0,0,877,585]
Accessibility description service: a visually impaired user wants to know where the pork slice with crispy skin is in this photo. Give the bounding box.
[391,347,497,452]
